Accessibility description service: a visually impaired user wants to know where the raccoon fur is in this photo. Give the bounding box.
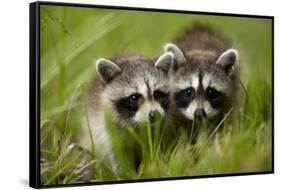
[164,23,240,131]
[79,52,173,171]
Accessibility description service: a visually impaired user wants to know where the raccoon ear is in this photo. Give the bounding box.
[164,43,186,64]
[96,58,121,83]
[155,52,173,74]
[216,49,239,75]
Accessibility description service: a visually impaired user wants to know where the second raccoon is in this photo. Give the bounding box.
[164,24,239,129]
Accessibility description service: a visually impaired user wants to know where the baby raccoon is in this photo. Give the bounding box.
[80,52,173,171]
[164,24,239,128]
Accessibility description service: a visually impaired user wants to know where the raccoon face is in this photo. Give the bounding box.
[165,43,238,121]
[96,53,173,126]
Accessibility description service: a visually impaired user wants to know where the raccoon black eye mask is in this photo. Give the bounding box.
[114,93,143,119]
[174,87,195,109]
[113,90,169,123]
[153,90,170,110]
[205,87,225,108]
[174,86,225,116]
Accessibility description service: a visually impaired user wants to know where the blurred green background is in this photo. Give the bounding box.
[40,4,272,185]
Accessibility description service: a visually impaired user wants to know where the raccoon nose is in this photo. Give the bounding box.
[194,109,206,120]
[149,111,158,123]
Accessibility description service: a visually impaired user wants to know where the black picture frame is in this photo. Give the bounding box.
[29,1,274,189]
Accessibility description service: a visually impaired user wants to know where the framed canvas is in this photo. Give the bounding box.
[29,1,274,188]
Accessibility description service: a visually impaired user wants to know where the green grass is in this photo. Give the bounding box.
[39,5,272,185]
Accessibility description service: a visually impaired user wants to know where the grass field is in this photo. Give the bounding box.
[39,5,273,186]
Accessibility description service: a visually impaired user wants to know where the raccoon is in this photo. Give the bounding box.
[164,24,239,129]
[80,52,173,171]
